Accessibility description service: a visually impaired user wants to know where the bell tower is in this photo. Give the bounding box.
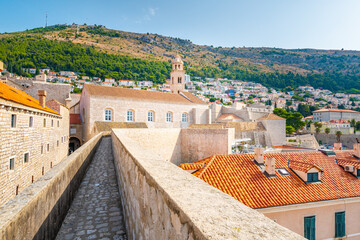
[170,55,185,93]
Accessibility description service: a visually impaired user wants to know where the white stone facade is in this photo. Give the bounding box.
[0,99,69,206]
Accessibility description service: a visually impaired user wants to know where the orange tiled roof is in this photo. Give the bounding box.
[0,82,59,115]
[257,113,285,120]
[313,109,359,113]
[288,160,323,173]
[84,84,207,105]
[179,151,360,209]
[216,113,243,121]
[337,158,360,168]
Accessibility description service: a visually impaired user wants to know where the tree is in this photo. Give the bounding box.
[325,127,330,147]
[297,103,311,117]
[286,126,295,134]
[273,108,305,133]
[336,131,342,143]
[314,121,323,137]
[338,104,346,109]
[350,119,356,128]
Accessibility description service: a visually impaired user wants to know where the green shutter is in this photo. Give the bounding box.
[304,216,316,240]
[335,212,345,237]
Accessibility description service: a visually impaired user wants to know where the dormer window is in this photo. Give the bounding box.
[288,160,323,184]
[307,172,319,183]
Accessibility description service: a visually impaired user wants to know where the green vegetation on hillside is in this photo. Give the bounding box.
[0,36,170,83]
[1,32,360,92]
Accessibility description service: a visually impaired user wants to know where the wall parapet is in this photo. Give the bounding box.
[0,132,104,240]
[111,129,304,240]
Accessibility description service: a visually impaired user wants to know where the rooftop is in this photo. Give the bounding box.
[84,84,206,105]
[0,82,59,115]
[257,113,285,120]
[179,150,360,209]
[313,108,360,113]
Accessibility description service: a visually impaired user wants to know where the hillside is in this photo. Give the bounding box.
[1,24,360,92]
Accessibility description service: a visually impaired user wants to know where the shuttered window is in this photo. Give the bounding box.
[335,212,345,238]
[357,169,360,177]
[304,216,315,240]
[307,173,318,183]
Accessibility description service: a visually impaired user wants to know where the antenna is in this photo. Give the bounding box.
[77,24,79,34]
[45,12,48,28]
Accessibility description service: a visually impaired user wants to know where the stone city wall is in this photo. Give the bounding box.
[0,100,69,207]
[316,133,359,148]
[114,128,233,165]
[111,129,304,240]
[0,133,103,240]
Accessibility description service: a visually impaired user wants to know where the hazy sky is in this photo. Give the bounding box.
[2,0,360,50]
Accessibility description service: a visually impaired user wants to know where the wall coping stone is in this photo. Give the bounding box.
[112,129,304,240]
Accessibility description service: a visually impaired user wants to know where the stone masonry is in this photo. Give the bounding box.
[56,137,127,240]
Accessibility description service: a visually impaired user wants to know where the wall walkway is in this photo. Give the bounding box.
[55,137,127,240]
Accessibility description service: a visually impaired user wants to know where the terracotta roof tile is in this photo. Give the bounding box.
[313,109,360,113]
[84,84,206,105]
[288,160,323,172]
[0,82,59,115]
[179,150,360,209]
[257,113,285,120]
[216,113,243,121]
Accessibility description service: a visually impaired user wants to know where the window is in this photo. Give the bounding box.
[24,153,29,163]
[57,120,60,127]
[105,109,112,121]
[127,110,134,122]
[9,158,15,170]
[41,145,44,154]
[357,169,360,178]
[182,113,188,123]
[57,140,59,147]
[304,216,315,240]
[335,212,345,238]
[43,118,46,127]
[148,111,154,122]
[47,144,50,152]
[51,119,54,127]
[178,77,182,83]
[11,114,17,128]
[29,117,33,127]
[166,112,172,122]
[307,173,319,183]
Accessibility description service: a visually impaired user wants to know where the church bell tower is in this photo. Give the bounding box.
[170,55,185,94]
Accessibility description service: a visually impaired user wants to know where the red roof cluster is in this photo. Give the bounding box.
[179,150,360,209]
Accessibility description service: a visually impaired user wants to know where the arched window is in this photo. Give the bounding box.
[166,112,173,123]
[105,109,113,121]
[172,77,174,84]
[127,110,134,122]
[182,113,188,123]
[148,111,155,122]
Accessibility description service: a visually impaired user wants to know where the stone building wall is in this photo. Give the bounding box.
[111,129,304,240]
[80,89,209,142]
[24,82,71,105]
[0,99,69,207]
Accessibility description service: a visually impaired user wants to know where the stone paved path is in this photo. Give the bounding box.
[56,137,127,240]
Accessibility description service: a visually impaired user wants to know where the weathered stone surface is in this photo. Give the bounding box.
[0,132,103,240]
[56,137,127,240]
[112,129,304,240]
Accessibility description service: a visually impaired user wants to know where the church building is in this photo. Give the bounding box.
[78,55,210,142]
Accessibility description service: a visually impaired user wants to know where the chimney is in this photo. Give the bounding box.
[65,96,72,108]
[354,143,360,158]
[254,147,264,165]
[265,158,276,177]
[334,143,342,151]
[38,90,47,108]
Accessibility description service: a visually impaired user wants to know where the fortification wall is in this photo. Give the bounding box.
[0,133,103,240]
[111,129,304,240]
[316,133,358,148]
[181,128,234,163]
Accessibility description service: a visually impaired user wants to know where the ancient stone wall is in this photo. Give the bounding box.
[0,133,103,240]
[0,99,69,207]
[111,129,304,240]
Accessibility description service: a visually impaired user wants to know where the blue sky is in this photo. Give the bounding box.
[2,0,360,50]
